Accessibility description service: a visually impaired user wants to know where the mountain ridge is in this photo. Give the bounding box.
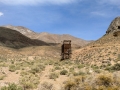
[2,25,91,47]
[0,27,48,49]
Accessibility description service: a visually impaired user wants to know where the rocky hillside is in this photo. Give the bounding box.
[2,25,37,39]
[0,27,48,49]
[106,17,120,34]
[72,17,120,66]
[2,25,91,47]
[36,32,90,46]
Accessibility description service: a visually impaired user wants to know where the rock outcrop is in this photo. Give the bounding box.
[106,17,120,34]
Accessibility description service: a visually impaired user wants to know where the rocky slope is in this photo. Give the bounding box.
[2,25,37,39]
[0,27,48,49]
[2,25,91,47]
[106,17,120,34]
[36,32,90,46]
[0,27,61,60]
[72,17,120,66]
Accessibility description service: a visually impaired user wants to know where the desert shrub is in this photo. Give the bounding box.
[11,60,14,64]
[79,71,85,75]
[112,63,120,71]
[51,68,55,72]
[48,60,54,65]
[19,74,40,89]
[0,63,8,67]
[94,69,101,73]
[64,76,86,90]
[69,67,74,72]
[64,73,120,90]
[74,76,86,85]
[15,64,21,70]
[72,71,85,76]
[1,83,23,90]
[30,66,41,74]
[39,82,53,90]
[49,73,59,79]
[100,64,107,69]
[61,60,71,66]
[96,86,119,90]
[21,62,30,67]
[96,75,113,87]
[20,71,29,76]
[29,64,45,74]
[54,62,60,66]
[0,74,5,80]
[117,54,120,60]
[77,64,84,69]
[72,71,86,76]
[9,65,16,72]
[105,63,120,72]
[105,66,113,72]
[73,72,79,76]
[64,80,76,90]
[37,64,45,71]
[60,70,68,75]
[91,65,99,70]
[54,66,61,70]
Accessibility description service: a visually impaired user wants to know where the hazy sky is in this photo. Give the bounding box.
[0,0,120,40]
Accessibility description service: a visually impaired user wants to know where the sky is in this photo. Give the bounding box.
[0,0,120,40]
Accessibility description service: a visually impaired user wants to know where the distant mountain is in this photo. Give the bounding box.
[2,25,91,47]
[2,25,37,39]
[0,27,48,49]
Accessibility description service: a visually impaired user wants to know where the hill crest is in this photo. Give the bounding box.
[2,25,91,47]
[0,27,48,49]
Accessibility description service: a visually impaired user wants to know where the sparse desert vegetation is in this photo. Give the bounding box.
[0,57,120,90]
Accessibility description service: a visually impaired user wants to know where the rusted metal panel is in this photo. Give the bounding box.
[61,40,71,60]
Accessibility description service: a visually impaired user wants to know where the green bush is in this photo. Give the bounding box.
[77,64,84,69]
[29,64,45,74]
[112,63,120,71]
[19,74,40,89]
[9,65,16,72]
[38,64,45,71]
[0,75,5,80]
[30,66,41,74]
[60,70,68,75]
[94,69,101,73]
[105,63,120,71]
[91,65,99,70]
[69,67,74,72]
[1,83,23,90]
[49,73,59,79]
[73,72,79,76]
[79,71,85,75]
[54,66,61,70]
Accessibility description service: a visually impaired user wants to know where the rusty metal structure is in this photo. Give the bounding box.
[61,40,72,60]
